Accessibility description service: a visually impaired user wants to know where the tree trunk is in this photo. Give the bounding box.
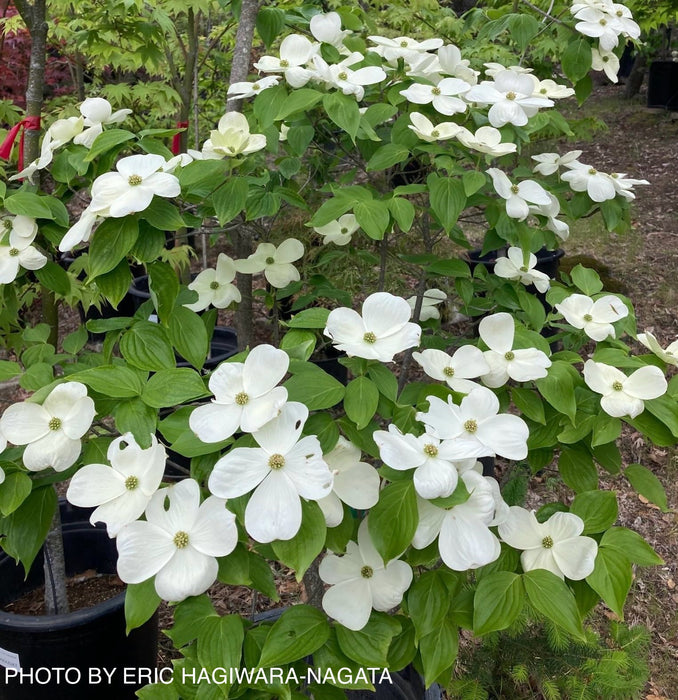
[624,53,647,100]
[227,0,260,350]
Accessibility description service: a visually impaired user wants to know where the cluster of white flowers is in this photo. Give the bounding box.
[0,213,47,283]
[571,1,640,82]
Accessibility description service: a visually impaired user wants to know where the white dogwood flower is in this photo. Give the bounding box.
[438,44,478,83]
[0,382,95,472]
[583,360,667,418]
[324,292,421,362]
[591,47,621,82]
[58,207,101,252]
[189,343,289,443]
[1,214,37,245]
[202,111,267,158]
[317,437,380,527]
[310,12,352,48]
[494,247,551,293]
[116,479,237,602]
[74,97,132,148]
[89,154,180,217]
[466,71,553,127]
[608,172,649,200]
[400,77,470,116]
[637,331,678,367]
[412,471,505,570]
[455,126,517,156]
[319,519,413,631]
[406,288,447,321]
[416,385,529,460]
[479,313,551,387]
[0,233,47,283]
[555,293,628,341]
[531,150,582,176]
[412,346,489,394]
[487,168,551,220]
[498,507,598,579]
[184,254,241,312]
[227,76,280,100]
[529,194,570,240]
[374,425,460,499]
[253,34,317,87]
[208,402,333,543]
[313,214,360,246]
[531,78,575,99]
[561,161,617,202]
[408,112,462,142]
[66,433,166,536]
[368,35,443,64]
[235,238,304,288]
[312,53,386,101]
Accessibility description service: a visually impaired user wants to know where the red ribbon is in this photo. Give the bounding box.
[0,116,41,171]
[172,121,189,155]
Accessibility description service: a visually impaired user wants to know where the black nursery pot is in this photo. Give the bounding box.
[0,503,158,700]
[647,60,678,110]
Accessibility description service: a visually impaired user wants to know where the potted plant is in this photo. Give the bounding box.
[0,2,674,698]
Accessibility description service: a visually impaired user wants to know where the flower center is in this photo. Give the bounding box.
[423,443,438,457]
[431,87,441,96]
[361,565,374,578]
[583,313,593,322]
[2,219,11,231]
[602,56,610,63]
[173,531,190,549]
[128,174,143,186]
[588,168,597,175]
[616,9,623,16]
[612,380,624,392]
[280,59,289,68]
[540,88,547,94]
[511,184,520,194]
[542,535,553,549]
[209,281,220,290]
[48,417,62,431]
[338,71,348,81]
[363,331,377,344]
[504,351,515,361]
[9,248,19,257]
[340,227,348,234]
[506,91,516,100]
[400,40,408,48]
[463,419,478,433]
[520,265,528,272]
[430,129,440,138]
[443,366,455,377]
[268,453,285,470]
[265,256,276,265]
[125,475,139,490]
[235,391,249,405]
[599,18,607,26]
[252,83,260,90]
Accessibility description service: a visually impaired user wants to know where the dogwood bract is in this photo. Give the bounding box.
[184,253,241,312]
[317,437,380,527]
[416,385,529,460]
[74,97,132,148]
[208,402,333,543]
[412,346,489,394]
[555,293,628,341]
[0,229,47,283]
[116,479,237,602]
[494,247,551,293]
[637,331,678,367]
[319,519,413,631]
[0,382,95,471]
[412,470,506,570]
[202,111,267,158]
[324,292,421,362]
[66,433,167,536]
[235,238,304,288]
[583,360,667,418]
[313,214,360,246]
[189,344,289,443]
[487,168,551,221]
[478,313,551,387]
[406,288,447,321]
[498,507,598,580]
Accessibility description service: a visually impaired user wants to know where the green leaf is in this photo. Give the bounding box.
[368,480,418,562]
[366,143,410,172]
[34,261,71,295]
[419,618,459,687]
[256,6,285,46]
[571,490,618,533]
[0,486,57,574]
[276,89,323,120]
[601,527,663,566]
[0,472,32,516]
[561,38,593,84]
[344,377,379,430]
[323,92,361,141]
[179,159,230,191]
[591,413,621,447]
[258,606,330,667]
[336,613,401,667]
[570,264,604,295]
[212,177,249,225]
[147,261,179,323]
[511,387,545,424]
[558,446,598,493]
[354,199,390,240]
[141,197,185,231]
[84,129,136,161]
[366,364,398,402]
[166,595,217,647]
[141,368,207,408]
[388,197,415,232]
[407,570,452,640]
[284,362,345,410]
[272,500,326,580]
[168,307,209,371]
[3,192,53,219]
[114,399,157,447]
[0,360,21,381]
[62,325,88,355]
[125,579,161,634]
[428,175,466,233]
[536,361,579,423]
[197,615,244,677]
[95,259,132,309]
[645,394,678,438]
[462,171,486,197]
[120,322,175,371]
[624,463,669,512]
[287,307,330,329]
[312,631,374,691]
[473,571,524,636]
[508,13,539,50]
[522,569,584,639]
[88,217,139,279]
[77,365,145,397]
[586,547,632,618]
